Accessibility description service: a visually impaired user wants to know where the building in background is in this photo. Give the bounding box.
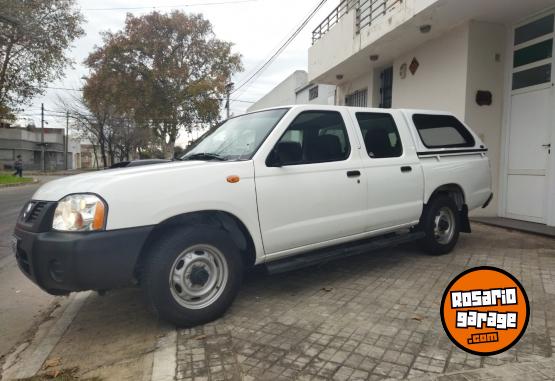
[247,70,336,112]
[0,125,81,171]
[309,0,555,227]
[79,141,104,169]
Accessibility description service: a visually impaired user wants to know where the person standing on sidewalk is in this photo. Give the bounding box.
[13,155,23,177]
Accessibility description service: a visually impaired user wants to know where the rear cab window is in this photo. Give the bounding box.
[412,114,475,149]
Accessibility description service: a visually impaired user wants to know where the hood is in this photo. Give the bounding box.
[32,160,224,201]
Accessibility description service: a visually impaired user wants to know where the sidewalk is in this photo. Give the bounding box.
[173,224,554,380]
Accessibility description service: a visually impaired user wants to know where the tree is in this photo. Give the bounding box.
[0,0,84,119]
[84,11,242,158]
[58,93,152,168]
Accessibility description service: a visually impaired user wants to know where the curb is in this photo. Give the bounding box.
[0,178,39,189]
[150,326,177,381]
[1,292,91,380]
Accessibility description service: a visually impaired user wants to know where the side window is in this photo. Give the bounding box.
[413,114,475,148]
[356,113,402,158]
[271,111,350,166]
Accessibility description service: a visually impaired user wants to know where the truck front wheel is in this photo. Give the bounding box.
[420,195,460,255]
[142,227,243,327]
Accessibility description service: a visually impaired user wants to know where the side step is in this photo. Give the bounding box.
[266,230,425,275]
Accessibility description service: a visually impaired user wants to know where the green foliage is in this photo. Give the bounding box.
[83,11,242,158]
[0,172,33,185]
[0,0,84,118]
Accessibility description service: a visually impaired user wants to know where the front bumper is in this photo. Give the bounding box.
[13,202,153,295]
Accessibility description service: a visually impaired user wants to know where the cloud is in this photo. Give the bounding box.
[23,0,338,127]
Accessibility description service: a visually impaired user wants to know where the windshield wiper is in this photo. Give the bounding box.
[182,153,227,161]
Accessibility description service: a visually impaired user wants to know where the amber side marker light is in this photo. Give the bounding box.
[226,175,240,183]
[92,201,106,230]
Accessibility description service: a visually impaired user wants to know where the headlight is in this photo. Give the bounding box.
[53,194,107,231]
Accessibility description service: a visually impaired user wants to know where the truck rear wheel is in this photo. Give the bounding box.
[142,227,243,327]
[420,195,460,255]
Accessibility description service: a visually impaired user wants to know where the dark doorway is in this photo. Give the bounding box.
[379,66,393,108]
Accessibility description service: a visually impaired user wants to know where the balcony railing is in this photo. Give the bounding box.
[312,0,356,44]
[312,0,403,44]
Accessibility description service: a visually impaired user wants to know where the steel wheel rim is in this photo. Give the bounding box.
[434,207,455,244]
[169,244,228,310]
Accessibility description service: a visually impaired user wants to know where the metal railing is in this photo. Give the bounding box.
[312,0,403,45]
[312,0,356,44]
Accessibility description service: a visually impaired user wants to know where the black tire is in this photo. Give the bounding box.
[420,195,460,255]
[142,227,243,327]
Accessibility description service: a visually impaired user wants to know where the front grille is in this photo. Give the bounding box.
[17,200,56,232]
[27,202,47,223]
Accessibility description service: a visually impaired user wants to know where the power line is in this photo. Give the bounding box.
[42,86,83,92]
[83,0,259,11]
[231,0,328,96]
[38,86,256,103]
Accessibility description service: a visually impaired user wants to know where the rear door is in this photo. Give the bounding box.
[349,110,423,231]
[254,108,367,255]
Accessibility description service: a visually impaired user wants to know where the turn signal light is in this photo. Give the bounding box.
[92,201,106,230]
[226,175,240,183]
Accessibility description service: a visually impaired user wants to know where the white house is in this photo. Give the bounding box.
[247,70,336,112]
[309,0,555,227]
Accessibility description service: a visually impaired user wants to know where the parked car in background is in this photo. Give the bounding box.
[13,105,492,327]
[109,159,170,169]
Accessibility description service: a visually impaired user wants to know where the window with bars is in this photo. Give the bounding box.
[308,86,319,101]
[345,89,368,107]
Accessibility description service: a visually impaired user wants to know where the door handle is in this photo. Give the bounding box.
[541,144,551,148]
[401,166,412,173]
[347,170,361,178]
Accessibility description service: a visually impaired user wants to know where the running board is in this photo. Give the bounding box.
[266,231,425,275]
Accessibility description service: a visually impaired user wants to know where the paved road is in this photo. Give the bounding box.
[0,178,160,380]
[0,179,59,361]
[0,183,38,261]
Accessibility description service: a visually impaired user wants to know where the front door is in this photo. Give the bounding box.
[255,109,366,255]
[505,13,554,223]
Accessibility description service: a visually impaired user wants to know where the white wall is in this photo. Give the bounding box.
[464,21,507,216]
[336,72,375,107]
[391,23,470,119]
[247,71,308,112]
[295,84,336,105]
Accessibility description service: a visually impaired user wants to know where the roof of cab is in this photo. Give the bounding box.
[249,104,455,116]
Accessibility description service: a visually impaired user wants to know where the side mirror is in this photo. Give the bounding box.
[266,147,283,167]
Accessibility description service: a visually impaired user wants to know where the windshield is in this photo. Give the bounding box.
[181,108,289,161]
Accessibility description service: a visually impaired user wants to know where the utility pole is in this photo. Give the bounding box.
[225,82,234,119]
[41,103,45,172]
[65,111,69,170]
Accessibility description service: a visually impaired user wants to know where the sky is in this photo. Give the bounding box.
[21,0,338,146]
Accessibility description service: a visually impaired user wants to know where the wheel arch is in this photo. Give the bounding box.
[134,210,257,282]
[425,183,471,233]
[426,183,466,210]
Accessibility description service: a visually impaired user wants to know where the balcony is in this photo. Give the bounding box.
[309,0,555,85]
[309,0,416,83]
[312,0,403,45]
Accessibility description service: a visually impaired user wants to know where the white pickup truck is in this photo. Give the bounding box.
[13,105,492,326]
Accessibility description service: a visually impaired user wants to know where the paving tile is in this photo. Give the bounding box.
[175,225,555,380]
